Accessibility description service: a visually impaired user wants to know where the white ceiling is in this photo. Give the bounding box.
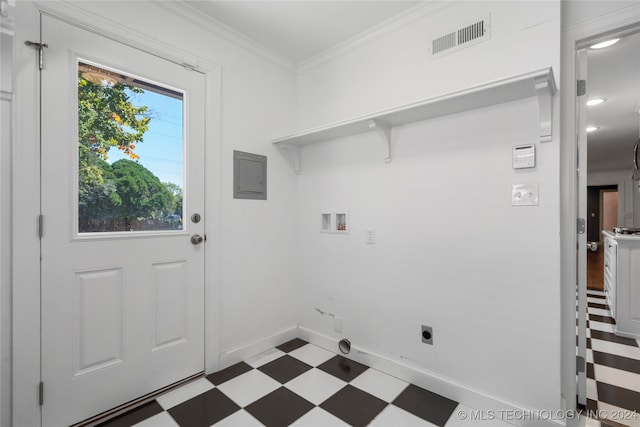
[587,32,640,172]
[183,1,423,64]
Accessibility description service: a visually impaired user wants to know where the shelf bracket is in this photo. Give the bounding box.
[534,73,555,143]
[275,143,302,174]
[368,120,392,163]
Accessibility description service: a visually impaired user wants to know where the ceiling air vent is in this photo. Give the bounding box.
[430,14,491,58]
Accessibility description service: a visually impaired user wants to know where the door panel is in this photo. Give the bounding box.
[73,268,124,376]
[152,261,188,350]
[41,15,205,426]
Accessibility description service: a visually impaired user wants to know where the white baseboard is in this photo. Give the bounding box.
[218,326,298,369]
[297,326,564,427]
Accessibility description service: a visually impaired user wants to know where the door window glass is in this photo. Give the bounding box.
[77,62,184,233]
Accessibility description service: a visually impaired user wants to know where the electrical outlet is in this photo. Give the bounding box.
[421,325,433,345]
[366,228,375,244]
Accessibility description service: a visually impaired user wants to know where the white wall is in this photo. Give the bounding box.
[294,0,561,414]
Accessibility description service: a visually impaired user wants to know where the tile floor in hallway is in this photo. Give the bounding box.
[97,338,516,427]
[578,290,640,427]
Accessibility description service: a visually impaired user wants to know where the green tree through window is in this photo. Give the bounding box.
[78,63,182,232]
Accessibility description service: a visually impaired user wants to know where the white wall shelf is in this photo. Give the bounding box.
[273,67,556,174]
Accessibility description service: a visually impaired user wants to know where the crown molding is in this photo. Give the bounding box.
[16,0,460,76]
[297,1,457,73]
[159,1,458,75]
[154,0,296,73]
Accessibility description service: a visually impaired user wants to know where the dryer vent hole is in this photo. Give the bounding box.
[339,339,351,354]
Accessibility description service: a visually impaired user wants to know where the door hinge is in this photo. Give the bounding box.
[577,218,586,234]
[38,214,44,239]
[38,381,44,406]
[24,41,48,70]
[577,355,586,373]
[204,234,207,242]
[577,79,586,97]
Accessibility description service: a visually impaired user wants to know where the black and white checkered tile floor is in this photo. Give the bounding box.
[96,305,640,427]
[578,290,640,427]
[97,338,512,427]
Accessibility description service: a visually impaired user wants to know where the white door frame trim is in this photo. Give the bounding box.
[12,2,222,425]
[560,3,640,423]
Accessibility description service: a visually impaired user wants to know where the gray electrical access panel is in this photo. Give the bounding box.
[233,150,267,200]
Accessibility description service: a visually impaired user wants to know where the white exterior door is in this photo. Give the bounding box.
[40,15,205,426]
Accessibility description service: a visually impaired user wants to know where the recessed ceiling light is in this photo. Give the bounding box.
[586,126,600,133]
[587,98,606,106]
[590,39,620,49]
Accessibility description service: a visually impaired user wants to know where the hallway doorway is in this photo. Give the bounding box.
[586,185,618,291]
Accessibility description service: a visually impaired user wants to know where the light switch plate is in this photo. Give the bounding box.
[366,228,375,244]
[512,183,539,206]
